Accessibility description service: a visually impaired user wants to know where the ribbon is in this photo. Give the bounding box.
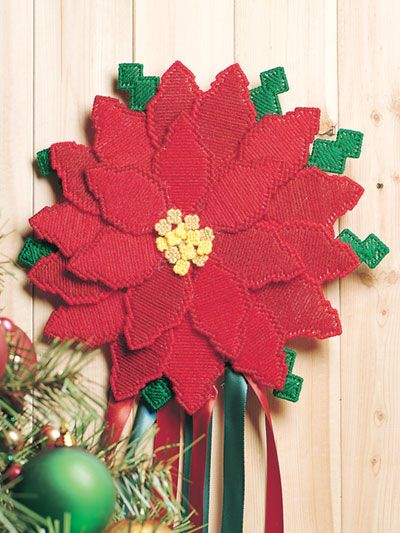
[103,392,135,447]
[221,368,248,533]
[202,413,213,533]
[189,386,217,530]
[248,379,284,533]
[182,413,193,515]
[154,399,181,494]
[130,400,157,443]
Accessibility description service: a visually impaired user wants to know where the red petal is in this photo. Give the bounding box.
[233,303,287,389]
[164,317,224,414]
[266,167,364,226]
[68,228,160,289]
[193,64,257,163]
[29,253,111,305]
[50,142,99,214]
[239,108,320,171]
[190,260,249,358]
[277,221,360,282]
[30,203,104,256]
[110,332,172,401]
[257,275,341,339]
[154,114,210,212]
[213,224,303,288]
[124,268,192,350]
[147,61,200,147]
[86,166,166,234]
[200,159,287,231]
[44,292,125,347]
[92,96,154,172]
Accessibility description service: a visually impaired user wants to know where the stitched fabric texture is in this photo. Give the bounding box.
[23,61,375,414]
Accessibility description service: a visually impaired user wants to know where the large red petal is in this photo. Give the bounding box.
[266,167,364,226]
[86,166,166,234]
[256,275,341,339]
[154,114,210,212]
[110,332,172,401]
[92,96,154,172]
[147,61,200,147]
[164,317,224,414]
[50,142,99,214]
[44,292,125,347]
[124,267,192,350]
[277,221,360,283]
[29,203,104,256]
[193,64,257,163]
[29,253,111,305]
[239,108,320,171]
[200,159,287,232]
[67,228,160,289]
[190,260,249,358]
[233,303,287,389]
[213,224,303,288]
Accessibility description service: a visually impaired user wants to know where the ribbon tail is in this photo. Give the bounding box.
[221,368,248,533]
[189,386,218,530]
[130,400,157,443]
[154,399,181,495]
[248,379,284,533]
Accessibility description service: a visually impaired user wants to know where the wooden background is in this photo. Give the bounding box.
[0,1,399,531]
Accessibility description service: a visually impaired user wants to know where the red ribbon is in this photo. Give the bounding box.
[103,392,135,447]
[248,379,284,533]
[190,386,218,530]
[154,399,181,494]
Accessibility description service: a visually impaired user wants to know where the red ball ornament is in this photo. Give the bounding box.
[0,324,8,380]
[0,317,36,372]
[4,462,23,480]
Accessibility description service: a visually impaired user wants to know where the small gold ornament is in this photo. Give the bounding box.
[1,428,23,452]
[54,422,76,447]
[106,519,172,533]
[39,424,61,448]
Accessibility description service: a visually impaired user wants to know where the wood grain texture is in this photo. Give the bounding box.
[0,1,398,531]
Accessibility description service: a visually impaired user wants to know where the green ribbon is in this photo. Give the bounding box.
[221,368,248,533]
[130,400,157,443]
[182,414,193,515]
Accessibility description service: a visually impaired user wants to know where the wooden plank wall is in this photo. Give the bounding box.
[0,1,398,531]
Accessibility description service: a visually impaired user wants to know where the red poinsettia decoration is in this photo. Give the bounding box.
[28,62,363,414]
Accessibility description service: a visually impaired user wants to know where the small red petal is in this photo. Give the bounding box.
[164,317,224,415]
[67,228,160,290]
[147,61,200,147]
[110,332,172,401]
[124,267,192,350]
[29,253,111,305]
[154,114,210,212]
[193,64,257,163]
[190,259,249,358]
[44,292,125,347]
[213,224,303,288]
[257,275,342,339]
[92,96,154,172]
[200,159,287,232]
[30,203,104,256]
[87,166,166,235]
[239,107,320,171]
[233,303,287,389]
[277,221,360,283]
[50,142,99,214]
[266,167,364,227]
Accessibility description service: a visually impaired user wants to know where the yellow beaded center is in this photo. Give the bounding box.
[154,209,214,276]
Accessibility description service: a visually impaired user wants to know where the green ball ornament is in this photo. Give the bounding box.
[14,447,115,533]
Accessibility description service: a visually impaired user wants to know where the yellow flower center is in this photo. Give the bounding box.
[154,209,214,276]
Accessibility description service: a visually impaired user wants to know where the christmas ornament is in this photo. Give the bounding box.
[106,520,172,533]
[0,428,23,452]
[19,61,389,533]
[0,324,8,380]
[39,424,61,448]
[3,462,22,481]
[14,447,115,533]
[54,421,76,447]
[0,317,36,374]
